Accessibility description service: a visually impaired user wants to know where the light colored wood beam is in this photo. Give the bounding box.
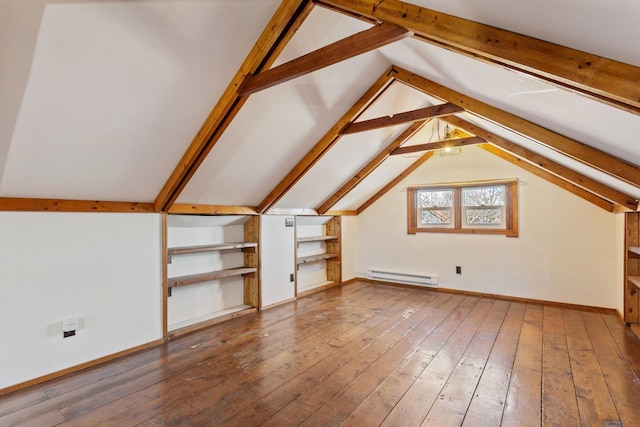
[392,67,640,188]
[168,204,259,215]
[0,197,155,213]
[257,67,398,214]
[316,0,640,115]
[154,0,314,212]
[317,120,427,214]
[444,116,638,211]
[341,103,462,134]
[357,151,435,214]
[325,210,357,216]
[390,136,484,155]
[267,208,319,216]
[478,144,620,213]
[239,22,411,96]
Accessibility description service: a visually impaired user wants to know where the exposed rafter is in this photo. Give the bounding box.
[0,198,155,213]
[239,22,411,96]
[390,136,484,155]
[317,120,427,214]
[444,116,638,211]
[341,103,463,134]
[316,0,640,115]
[392,67,640,188]
[478,144,622,213]
[357,151,435,214]
[154,0,315,212]
[257,68,398,214]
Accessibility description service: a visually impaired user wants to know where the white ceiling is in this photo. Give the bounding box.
[1,0,639,210]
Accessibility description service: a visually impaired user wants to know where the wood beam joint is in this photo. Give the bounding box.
[341,102,463,134]
[239,22,411,96]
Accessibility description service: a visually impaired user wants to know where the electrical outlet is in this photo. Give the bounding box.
[456,266,462,274]
[63,318,79,332]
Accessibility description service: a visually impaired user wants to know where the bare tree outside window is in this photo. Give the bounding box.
[463,186,505,225]
[407,180,518,236]
[418,189,453,225]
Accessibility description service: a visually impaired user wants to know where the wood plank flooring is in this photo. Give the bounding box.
[2,281,640,426]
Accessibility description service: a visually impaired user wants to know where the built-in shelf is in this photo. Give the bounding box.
[628,275,640,289]
[168,267,257,288]
[168,242,257,256]
[628,246,640,256]
[168,304,257,338]
[296,253,338,265]
[296,235,338,243]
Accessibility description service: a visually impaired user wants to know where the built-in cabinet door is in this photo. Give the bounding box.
[261,215,296,308]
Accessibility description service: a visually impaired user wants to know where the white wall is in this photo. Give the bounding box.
[356,146,622,309]
[167,216,248,330]
[0,212,163,389]
[341,215,357,282]
[261,215,296,308]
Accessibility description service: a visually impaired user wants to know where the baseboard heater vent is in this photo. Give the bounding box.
[368,270,439,288]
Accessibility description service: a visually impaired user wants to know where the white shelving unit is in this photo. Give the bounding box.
[295,215,341,296]
[166,214,259,336]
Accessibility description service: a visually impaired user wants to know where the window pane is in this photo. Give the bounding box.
[463,185,504,207]
[466,208,502,225]
[418,189,453,207]
[420,208,451,225]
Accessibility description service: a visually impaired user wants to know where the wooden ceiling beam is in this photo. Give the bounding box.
[317,120,427,214]
[168,204,259,215]
[316,0,640,115]
[392,67,640,188]
[257,67,398,214]
[444,116,638,211]
[356,151,435,214]
[390,136,484,155]
[0,197,155,213]
[153,0,315,212]
[239,22,411,96]
[478,144,621,213]
[341,103,462,134]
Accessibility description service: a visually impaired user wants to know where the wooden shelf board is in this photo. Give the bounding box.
[296,253,338,265]
[297,281,339,298]
[297,235,338,243]
[168,304,256,337]
[628,275,640,288]
[168,267,257,288]
[168,242,257,256]
[628,246,640,256]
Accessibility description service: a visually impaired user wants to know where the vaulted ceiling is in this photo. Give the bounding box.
[1,0,639,215]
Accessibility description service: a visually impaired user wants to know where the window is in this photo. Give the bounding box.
[408,179,518,236]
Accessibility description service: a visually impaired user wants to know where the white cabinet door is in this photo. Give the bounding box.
[260,215,295,308]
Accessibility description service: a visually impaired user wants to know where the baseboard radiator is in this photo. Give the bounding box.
[368,269,439,288]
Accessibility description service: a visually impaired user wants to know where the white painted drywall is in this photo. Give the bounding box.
[261,215,296,308]
[341,216,357,282]
[0,212,162,389]
[166,217,248,330]
[355,146,622,309]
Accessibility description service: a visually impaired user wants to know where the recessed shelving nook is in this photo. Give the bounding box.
[625,213,640,326]
[295,215,341,297]
[166,214,259,337]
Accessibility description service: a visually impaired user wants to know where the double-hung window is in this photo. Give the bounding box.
[408,179,518,236]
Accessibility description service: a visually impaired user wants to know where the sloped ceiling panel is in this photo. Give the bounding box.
[330,154,421,211]
[275,82,436,209]
[406,0,640,67]
[177,6,383,206]
[0,0,280,201]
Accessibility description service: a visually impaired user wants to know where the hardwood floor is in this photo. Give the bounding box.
[2,281,640,426]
